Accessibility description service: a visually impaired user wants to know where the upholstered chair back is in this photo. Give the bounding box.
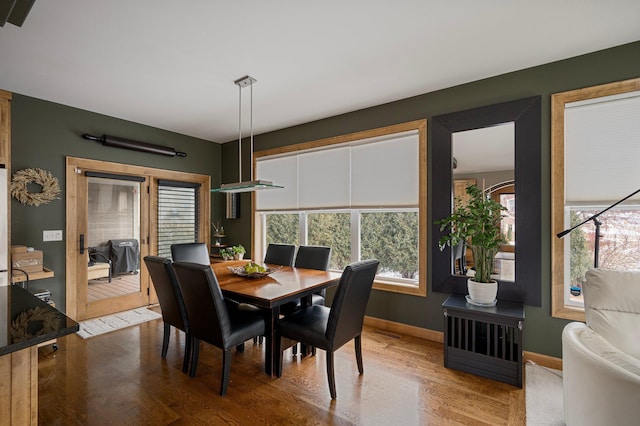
[583,269,640,360]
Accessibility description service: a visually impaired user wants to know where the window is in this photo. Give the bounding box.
[551,78,640,321]
[564,206,640,308]
[254,120,427,296]
[260,208,419,284]
[157,180,200,258]
[308,211,351,270]
[265,212,300,246]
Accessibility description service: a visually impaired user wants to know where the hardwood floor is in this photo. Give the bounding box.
[38,317,526,425]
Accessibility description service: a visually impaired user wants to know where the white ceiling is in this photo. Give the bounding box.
[1,1,639,143]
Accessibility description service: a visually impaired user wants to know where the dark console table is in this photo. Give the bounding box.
[442,294,524,387]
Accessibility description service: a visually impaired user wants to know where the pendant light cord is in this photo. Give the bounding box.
[238,82,242,183]
[250,81,254,182]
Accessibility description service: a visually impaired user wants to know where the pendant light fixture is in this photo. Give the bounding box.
[211,75,283,193]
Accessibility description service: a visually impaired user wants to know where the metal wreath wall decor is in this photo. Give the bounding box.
[11,168,61,206]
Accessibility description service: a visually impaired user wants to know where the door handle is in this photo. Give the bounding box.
[80,234,85,254]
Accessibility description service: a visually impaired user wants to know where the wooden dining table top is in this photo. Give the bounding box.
[211,260,340,308]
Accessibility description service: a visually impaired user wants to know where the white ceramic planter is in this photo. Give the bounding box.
[234,253,244,260]
[467,279,498,304]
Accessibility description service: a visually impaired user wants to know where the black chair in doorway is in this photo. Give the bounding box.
[143,256,192,373]
[275,259,379,399]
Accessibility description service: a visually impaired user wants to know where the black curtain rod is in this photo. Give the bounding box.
[82,134,187,157]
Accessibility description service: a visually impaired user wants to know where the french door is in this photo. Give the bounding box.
[66,157,211,321]
[66,158,150,321]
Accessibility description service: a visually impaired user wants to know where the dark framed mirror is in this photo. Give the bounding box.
[431,96,541,306]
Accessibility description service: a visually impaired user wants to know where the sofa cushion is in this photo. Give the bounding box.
[584,269,640,360]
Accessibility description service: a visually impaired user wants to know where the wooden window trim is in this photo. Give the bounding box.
[253,120,428,297]
[551,77,640,321]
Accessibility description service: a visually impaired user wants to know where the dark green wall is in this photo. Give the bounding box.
[222,41,640,357]
[11,94,222,312]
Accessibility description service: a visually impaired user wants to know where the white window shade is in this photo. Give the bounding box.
[565,92,640,203]
[256,156,298,210]
[298,147,350,209]
[255,129,419,210]
[351,133,419,206]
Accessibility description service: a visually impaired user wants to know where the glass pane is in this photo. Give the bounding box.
[308,212,350,270]
[361,211,419,281]
[266,213,299,246]
[500,193,516,245]
[157,185,197,259]
[567,207,640,306]
[87,177,141,302]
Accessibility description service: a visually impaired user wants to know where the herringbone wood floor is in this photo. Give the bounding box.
[38,317,525,425]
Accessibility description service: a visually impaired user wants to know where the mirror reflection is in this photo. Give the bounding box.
[451,122,515,282]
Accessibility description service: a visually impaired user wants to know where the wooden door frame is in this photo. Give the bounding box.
[66,157,210,321]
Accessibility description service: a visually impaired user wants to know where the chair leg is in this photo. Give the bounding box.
[161,323,170,358]
[355,335,364,374]
[220,349,233,396]
[236,342,245,352]
[182,332,192,373]
[326,351,337,399]
[275,335,284,378]
[292,343,297,356]
[189,339,200,378]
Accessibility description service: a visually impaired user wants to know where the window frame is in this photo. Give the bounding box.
[253,120,427,297]
[259,207,420,287]
[551,77,640,321]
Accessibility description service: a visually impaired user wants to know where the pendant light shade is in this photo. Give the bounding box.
[211,75,283,193]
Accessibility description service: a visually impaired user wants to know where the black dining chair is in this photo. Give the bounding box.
[281,245,332,355]
[171,242,211,265]
[275,259,379,399]
[172,261,266,396]
[281,245,332,313]
[263,243,296,266]
[294,245,332,304]
[143,256,192,374]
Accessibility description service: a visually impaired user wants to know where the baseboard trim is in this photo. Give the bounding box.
[364,316,444,343]
[524,351,563,371]
[364,316,563,370]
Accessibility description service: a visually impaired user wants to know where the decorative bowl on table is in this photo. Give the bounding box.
[228,263,281,279]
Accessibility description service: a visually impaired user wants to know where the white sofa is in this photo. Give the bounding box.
[562,269,640,426]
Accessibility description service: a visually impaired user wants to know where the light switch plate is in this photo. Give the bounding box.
[43,230,63,241]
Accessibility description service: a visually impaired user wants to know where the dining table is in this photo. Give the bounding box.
[211,260,340,376]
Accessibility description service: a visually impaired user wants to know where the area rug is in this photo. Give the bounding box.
[526,361,564,426]
[76,307,161,339]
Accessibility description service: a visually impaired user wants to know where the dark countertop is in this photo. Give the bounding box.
[0,285,79,356]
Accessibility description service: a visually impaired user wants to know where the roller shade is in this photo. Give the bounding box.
[256,130,419,211]
[565,91,640,203]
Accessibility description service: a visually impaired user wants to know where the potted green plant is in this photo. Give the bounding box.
[230,245,246,260]
[219,248,233,261]
[435,184,506,304]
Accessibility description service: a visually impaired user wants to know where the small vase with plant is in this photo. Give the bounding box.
[435,184,505,304]
[230,245,246,260]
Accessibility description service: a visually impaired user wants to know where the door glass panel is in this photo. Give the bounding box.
[86,177,141,302]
